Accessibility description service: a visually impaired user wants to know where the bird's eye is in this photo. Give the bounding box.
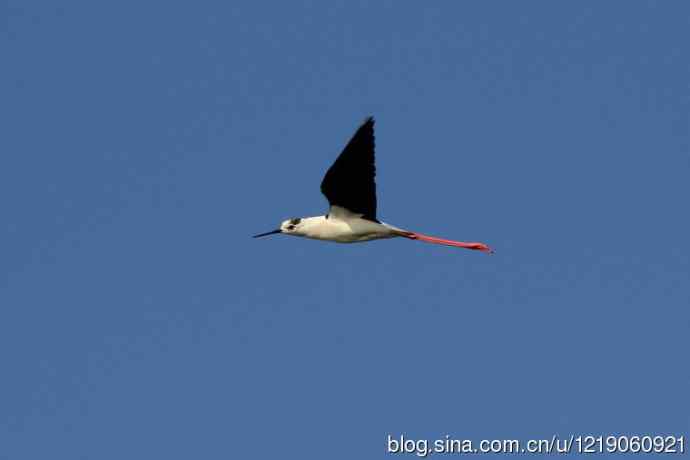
[287,225,295,231]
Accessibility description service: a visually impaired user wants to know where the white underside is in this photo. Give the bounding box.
[293,206,404,243]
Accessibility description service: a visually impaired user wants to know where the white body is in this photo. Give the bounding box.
[298,215,396,243]
[281,206,405,243]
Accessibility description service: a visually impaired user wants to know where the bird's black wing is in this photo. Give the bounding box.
[320,117,378,222]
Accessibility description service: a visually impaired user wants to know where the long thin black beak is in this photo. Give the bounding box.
[252,229,282,238]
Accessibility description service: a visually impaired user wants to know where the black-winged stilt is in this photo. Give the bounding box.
[253,117,493,253]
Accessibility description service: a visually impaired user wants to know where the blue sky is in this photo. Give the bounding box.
[2,1,688,458]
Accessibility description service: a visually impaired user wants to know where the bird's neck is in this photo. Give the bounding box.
[294,215,338,240]
[300,215,328,226]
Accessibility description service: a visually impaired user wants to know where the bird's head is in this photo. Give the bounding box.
[252,218,304,238]
[280,217,304,234]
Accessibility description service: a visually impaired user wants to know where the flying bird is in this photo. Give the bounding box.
[253,117,492,253]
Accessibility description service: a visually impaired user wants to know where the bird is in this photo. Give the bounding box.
[253,117,492,253]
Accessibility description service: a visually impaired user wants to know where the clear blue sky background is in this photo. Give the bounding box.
[2,1,688,458]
